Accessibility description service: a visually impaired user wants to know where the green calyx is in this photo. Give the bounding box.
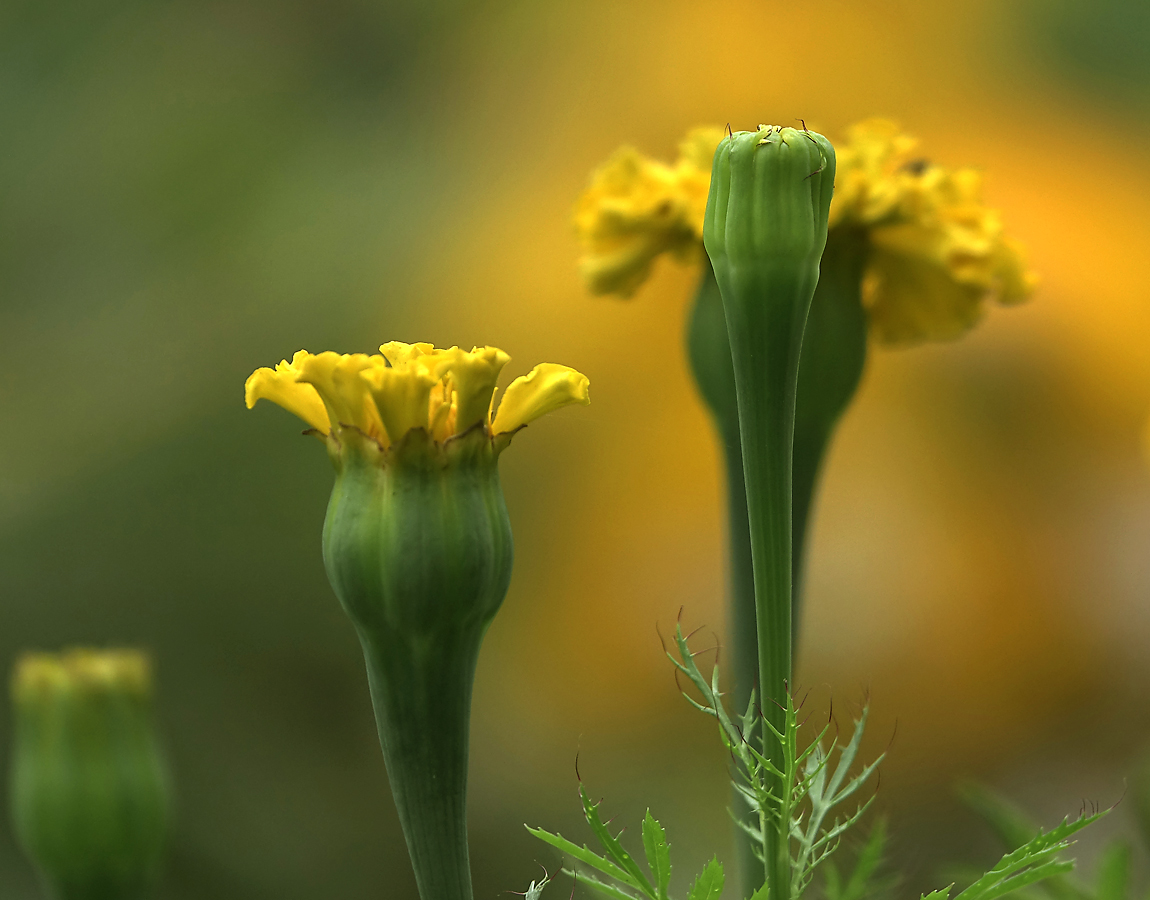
[322,426,513,900]
[9,653,169,900]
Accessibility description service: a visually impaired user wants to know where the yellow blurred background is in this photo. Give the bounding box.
[2,0,1150,897]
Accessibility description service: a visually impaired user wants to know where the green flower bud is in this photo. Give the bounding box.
[703,125,835,900]
[9,650,169,900]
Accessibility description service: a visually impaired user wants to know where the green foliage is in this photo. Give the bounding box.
[667,622,880,899]
[688,858,725,900]
[823,821,894,900]
[922,807,1108,900]
[958,783,1123,900]
[525,633,1110,900]
[527,787,723,900]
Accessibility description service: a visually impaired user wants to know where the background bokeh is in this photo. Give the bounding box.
[3,0,1150,897]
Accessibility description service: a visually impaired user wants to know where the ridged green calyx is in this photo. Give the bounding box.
[245,341,589,900]
[9,650,169,900]
[703,124,835,900]
[323,427,511,900]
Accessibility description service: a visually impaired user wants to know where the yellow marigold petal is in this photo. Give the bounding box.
[428,381,455,442]
[244,354,331,433]
[295,351,386,441]
[829,118,1037,343]
[439,346,511,434]
[675,127,725,235]
[990,237,1038,305]
[14,649,153,702]
[361,361,439,444]
[379,341,436,366]
[863,228,987,343]
[491,364,590,435]
[573,146,699,297]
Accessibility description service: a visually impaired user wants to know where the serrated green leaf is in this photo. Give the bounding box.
[641,810,671,900]
[688,857,725,900]
[747,881,770,900]
[526,825,633,886]
[973,860,1074,900]
[562,868,643,900]
[956,810,1107,900]
[580,786,658,898]
[1095,841,1131,900]
[922,888,954,900]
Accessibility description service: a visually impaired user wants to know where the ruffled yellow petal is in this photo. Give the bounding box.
[361,361,439,444]
[249,343,590,448]
[491,364,591,435]
[863,227,986,343]
[379,341,436,366]
[440,346,511,433]
[428,381,455,442]
[295,351,386,441]
[245,352,331,433]
[14,649,152,699]
[830,118,1038,344]
[573,142,708,297]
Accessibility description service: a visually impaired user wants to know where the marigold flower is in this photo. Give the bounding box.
[575,119,1036,344]
[245,341,590,448]
[831,119,1036,343]
[10,649,169,899]
[574,127,725,296]
[245,340,589,900]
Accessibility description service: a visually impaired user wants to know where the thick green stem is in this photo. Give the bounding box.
[359,631,478,900]
[725,263,818,900]
[686,262,762,893]
[688,230,869,895]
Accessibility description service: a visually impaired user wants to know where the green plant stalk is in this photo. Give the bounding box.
[688,226,867,894]
[322,432,513,900]
[358,633,477,900]
[722,252,814,791]
[703,126,835,900]
[689,226,870,702]
[687,260,763,893]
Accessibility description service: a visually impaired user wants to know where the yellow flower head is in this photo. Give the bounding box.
[577,120,1036,344]
[12,649,152,703]
[830,118,1037,344]
[245,341,589,448]
[573,127,725,297]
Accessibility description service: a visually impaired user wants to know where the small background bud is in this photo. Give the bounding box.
[9,649,170,900]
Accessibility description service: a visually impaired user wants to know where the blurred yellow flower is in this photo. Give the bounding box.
[831,119,1036,343]
[245,342,589,445]
[13,649,152,700]
[574,119,1036,344]
[573,127,724,296]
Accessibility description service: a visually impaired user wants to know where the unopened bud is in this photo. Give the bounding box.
[10,649,169,900]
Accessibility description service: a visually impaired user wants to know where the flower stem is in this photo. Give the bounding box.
[359,631,478,900]
[686,262,762,893]
[724,262,819,900]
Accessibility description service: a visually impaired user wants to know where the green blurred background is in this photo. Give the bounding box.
[3,0,1150,897]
